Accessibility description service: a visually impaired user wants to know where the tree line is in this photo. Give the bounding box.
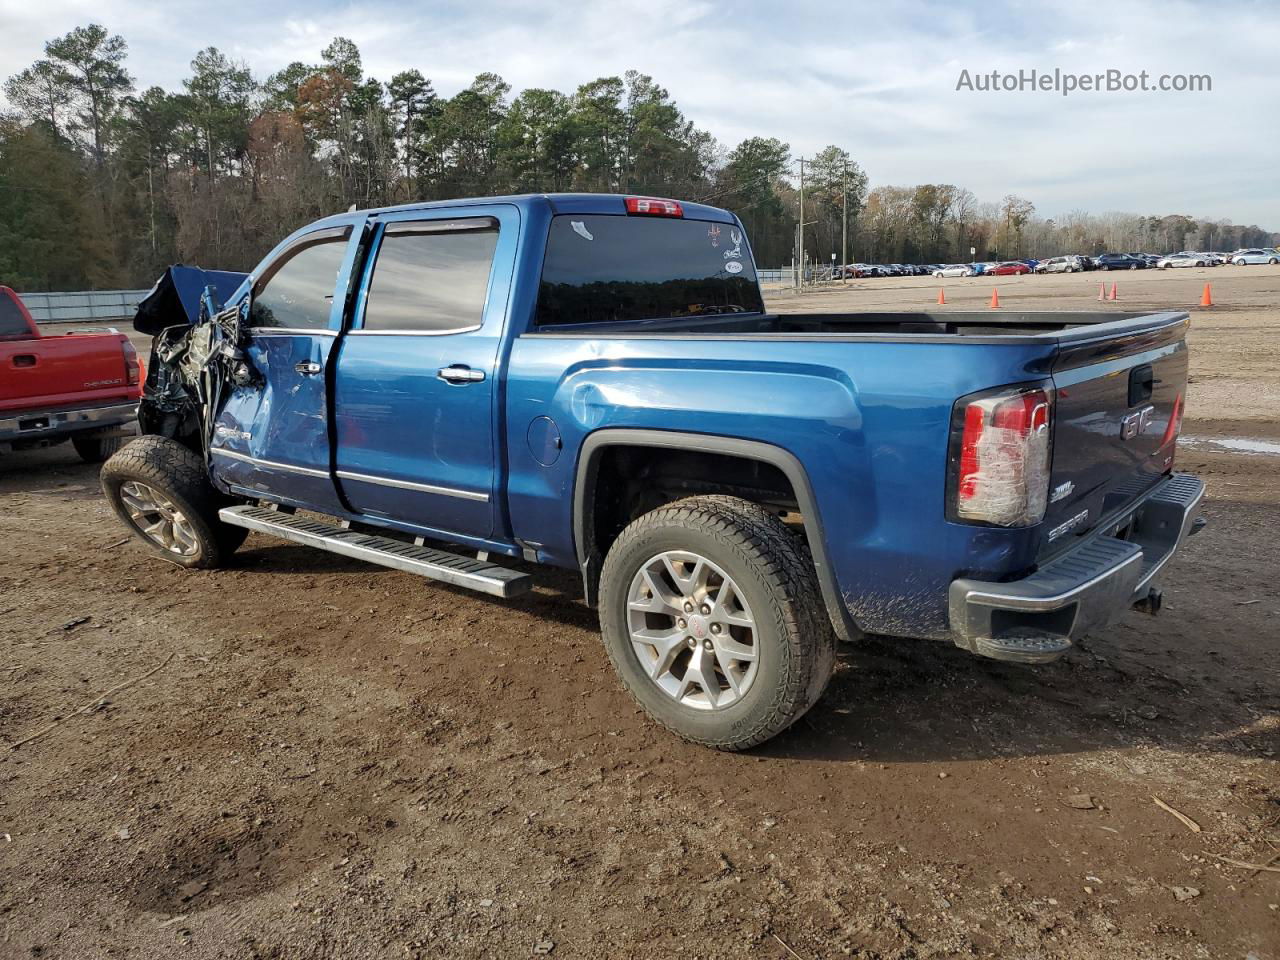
[1,24,1275,291]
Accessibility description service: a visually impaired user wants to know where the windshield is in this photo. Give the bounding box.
[535,214,763,327]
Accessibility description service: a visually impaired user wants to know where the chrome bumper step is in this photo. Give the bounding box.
[948,472,1205,665]
[219,505,532,598]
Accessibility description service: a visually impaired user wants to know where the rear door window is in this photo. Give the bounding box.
[0,290,32,340]
[535,215,763,327]
[361,218,499,334]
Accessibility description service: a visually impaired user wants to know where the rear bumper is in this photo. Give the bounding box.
[0,400,138,445]
[948,473,1205,663]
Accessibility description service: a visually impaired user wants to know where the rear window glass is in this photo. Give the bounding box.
[535,215,763,327]
[0,290,32,340]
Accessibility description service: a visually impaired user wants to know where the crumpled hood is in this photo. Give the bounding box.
[133,265,249,335]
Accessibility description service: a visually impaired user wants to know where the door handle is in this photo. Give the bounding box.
[12,354,37,368]
[295,361,322,375]
[437,365,485,384]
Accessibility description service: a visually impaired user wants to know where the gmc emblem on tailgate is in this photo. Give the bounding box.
[1120,405,1155,440]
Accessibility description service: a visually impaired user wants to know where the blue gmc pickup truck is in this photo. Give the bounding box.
[102,193,1205,749]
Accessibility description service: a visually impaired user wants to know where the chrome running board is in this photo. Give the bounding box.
[219,505,531,598]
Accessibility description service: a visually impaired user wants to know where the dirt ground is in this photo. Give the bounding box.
[4,267,1278,959]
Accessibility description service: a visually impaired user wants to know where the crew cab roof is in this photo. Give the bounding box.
[306,193,740,231]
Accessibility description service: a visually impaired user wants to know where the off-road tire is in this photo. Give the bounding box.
[101,435,247,569]
[599,495,836,750]
[72,434,125,463]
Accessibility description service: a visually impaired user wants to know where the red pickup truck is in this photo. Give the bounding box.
[1,285,142,462]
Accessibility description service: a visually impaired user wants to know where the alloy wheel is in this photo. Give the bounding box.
[118,481,200,556]
[626,550,759,710]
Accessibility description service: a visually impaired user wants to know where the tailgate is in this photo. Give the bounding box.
[0,332,135,411]
[1040,314,1189,554]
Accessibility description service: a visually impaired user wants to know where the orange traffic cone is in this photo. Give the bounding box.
[1097,283,1106,301]
[1108,282,1119,301]
[989,288,1001,308]
[1200,283,1213,307]
[937,288,946,305]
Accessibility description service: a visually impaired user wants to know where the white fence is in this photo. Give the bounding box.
[18,289,150,325]
[757,266,843,290]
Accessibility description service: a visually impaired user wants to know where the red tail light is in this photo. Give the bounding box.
[1159,392,1184,466]
[1160,392,1183,448]
[624,196,683,218]
[953,386,1053,526]
[122,339,141,386]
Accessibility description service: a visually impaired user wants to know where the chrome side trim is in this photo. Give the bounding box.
[335,468,489,502]
[249,327,338,337]
[209,447,330,479]
[345,325,481,337]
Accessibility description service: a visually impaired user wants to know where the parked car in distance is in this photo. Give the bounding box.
[1171,251,1217,266]
[100,193,1206,750]
[1094,253,1147,271]
[933,264,975,278]
[1157,253,1209,269]
[1230,248,1280,265]
[987,261,1031,276]
[1,285,142,460]
[1034,255,1087,274]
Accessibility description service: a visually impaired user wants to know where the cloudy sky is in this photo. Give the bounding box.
[3,0,1276,226]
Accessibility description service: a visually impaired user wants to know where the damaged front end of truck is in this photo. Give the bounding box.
[132,266,254,454]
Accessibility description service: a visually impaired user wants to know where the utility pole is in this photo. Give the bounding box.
[793,223,800,289]
[798,157,806,287]
[841,159,848,284]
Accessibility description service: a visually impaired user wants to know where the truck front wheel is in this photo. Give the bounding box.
[101,435,247,569]
[598,495,835,750]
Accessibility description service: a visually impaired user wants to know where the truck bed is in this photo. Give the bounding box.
[530,310,1185,342]
[510,306,1190,638]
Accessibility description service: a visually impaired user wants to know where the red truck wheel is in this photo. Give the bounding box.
[598,495,835,750]
[101,436,247,568]
[72,435,125,463]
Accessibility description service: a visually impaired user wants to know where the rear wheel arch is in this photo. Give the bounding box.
[572,428,860,642]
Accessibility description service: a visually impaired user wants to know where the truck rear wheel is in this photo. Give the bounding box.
[598,495,835,750]
[101,436,247,569]
[72,434,125,463]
